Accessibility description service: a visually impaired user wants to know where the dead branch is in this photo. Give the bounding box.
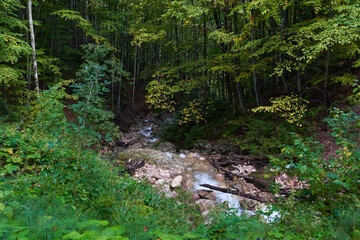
[123,159,145,175]
[200,184,268,203]
[207,158,269,190]
[207,157,290,196]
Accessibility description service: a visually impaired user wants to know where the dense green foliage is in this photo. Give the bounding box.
[0,85,203,239]
[1,0,360,239]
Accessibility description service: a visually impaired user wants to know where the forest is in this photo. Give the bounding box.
[1,0,360,239]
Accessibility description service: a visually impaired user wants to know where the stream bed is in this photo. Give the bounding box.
[117,117,280,221]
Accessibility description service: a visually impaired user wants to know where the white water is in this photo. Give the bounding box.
[193,172,242,216]
[137,120,158,142]
[134,118,281,222]
[149,138,158,143]
[139,129,152,137]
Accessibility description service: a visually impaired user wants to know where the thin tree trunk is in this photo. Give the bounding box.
[324,3,332,107]
[324,46,330,106]
[111,74,115,112]
[117,75,122,115]
[280,8,289,95]
[251,26,261,106]
[236,82,246,113]
[28,0,39,94]
[279,53,289,94]
[132,46,138,111]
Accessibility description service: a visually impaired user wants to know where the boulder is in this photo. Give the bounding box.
[154,142,176,153]
[239,198,258,210]
[193,139,212,154]
[124,148,186,169]
[195,199,215,213]
[212,141,232,155]
[196,190,216,201]
[155,179,165,185]
[171,175,183,188]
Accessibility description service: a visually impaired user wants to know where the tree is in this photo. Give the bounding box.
[28,0,39,94]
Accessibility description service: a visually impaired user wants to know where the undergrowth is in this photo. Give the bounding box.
[1,82,360,239]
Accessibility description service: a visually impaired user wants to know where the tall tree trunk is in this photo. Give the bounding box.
[251,25,261,106]
[280,8,289,95]
[203,13,209,91]
[236,82,246,113]
[324,3,332,107]
[28,0,39,94]
[132,46,138,111]
[117,75,122,115]
[324,46,330,107]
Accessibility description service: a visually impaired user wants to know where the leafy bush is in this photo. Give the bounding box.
[161,100,232,149]
[0,84,205,239]
[252,95,309,126]
[270,108,360,214]
[230,119,294,155]
[0,99,9,119]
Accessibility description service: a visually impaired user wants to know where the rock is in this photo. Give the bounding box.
[180,150,190,154]
[171,175,183,188]
[197,190,216,201]
[156,179,165,185]
[193,193,201,200]
[124,148,186,169]
[195,199,215,213]
[113,146,125,153]
[192,162,214,172]
[193,139,212,153]
[160,172,170,178]
[212,141,232,155]
[241,184,252,193]
[216,174,225,182]
[188,152,200,158]
[239,198,258,210]
[154,142,176,152]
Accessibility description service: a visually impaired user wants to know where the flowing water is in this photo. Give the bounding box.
[127,117,280,221]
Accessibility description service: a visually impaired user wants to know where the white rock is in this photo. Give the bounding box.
[156,179,165,185]
[171,175,183,188]
[216,174,225,182]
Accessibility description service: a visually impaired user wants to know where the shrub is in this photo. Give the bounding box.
[270,108,360,214]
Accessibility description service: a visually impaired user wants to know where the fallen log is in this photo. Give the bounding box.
[123,138,139,147]
[207,158,290,196]
[209,155,270,169]
[200,184,268,203]
[207,158,269,190]
[122,158,145,176]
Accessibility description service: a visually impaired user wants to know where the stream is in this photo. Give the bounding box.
[118,116,280,222]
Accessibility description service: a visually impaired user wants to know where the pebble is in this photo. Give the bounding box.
[171,175,183,188]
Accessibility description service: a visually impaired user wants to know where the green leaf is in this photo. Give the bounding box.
[100,226,125,238]
[183,233,198,238]
[274,231,284,238]
[77,220,109,230]
[62,231,83,240]
[11,156,23,163]
[327,173,339,179]
[4,164,18,173]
